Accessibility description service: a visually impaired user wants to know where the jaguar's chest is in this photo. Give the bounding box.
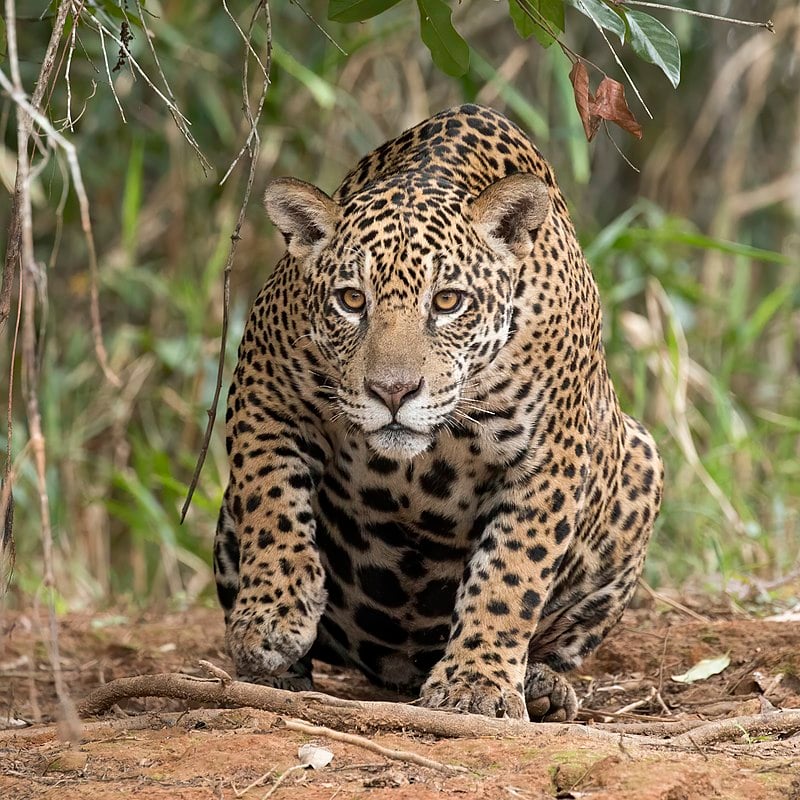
[308,432,505,687]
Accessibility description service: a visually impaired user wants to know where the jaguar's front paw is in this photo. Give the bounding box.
[525,662,578,721]
[237,655,314,691]
[226,609,317,680]
[226,569,326,681]
[419,668,528,720]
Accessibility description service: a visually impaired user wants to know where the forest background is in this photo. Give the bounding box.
[1,0,798,614]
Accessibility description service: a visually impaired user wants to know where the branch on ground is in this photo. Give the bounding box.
[76,668,800,751]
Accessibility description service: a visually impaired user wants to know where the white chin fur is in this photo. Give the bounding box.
[367,427,432,459]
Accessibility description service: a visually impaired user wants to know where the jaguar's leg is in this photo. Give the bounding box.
[524,419,663,721]
[212,490,321,691]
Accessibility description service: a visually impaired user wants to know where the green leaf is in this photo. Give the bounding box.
[736,284,793,350]
[328,0,403,23]
[272,43,337,109]
[671,654,730,684]
[626,9,681,87]
[625,228,794,265]
[416,0,470,77]
[509,0,565,48]
[122,138,145,258]
[566,0,624,44]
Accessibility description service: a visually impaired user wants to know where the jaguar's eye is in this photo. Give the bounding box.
[337,288,366,313]
[432,290,464,314]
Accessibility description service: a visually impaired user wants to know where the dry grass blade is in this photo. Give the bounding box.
[0,70,121,388]
[643,282,746,535]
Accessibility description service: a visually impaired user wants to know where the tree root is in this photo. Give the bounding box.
[671,710,800,747]
[73,668,800,753]
[76,671,562,740]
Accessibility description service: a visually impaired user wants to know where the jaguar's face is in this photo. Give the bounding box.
[264,173,550,459]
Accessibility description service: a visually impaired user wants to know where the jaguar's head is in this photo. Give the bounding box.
[264,172,550,459]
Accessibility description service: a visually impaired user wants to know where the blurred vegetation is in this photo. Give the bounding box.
[1,1,798,611]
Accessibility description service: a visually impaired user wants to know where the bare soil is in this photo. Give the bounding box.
[2,597,799,799]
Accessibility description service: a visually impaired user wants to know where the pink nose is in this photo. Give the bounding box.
[365,377,424,417]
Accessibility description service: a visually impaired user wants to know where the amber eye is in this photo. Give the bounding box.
[432,290,464,314]
[337,288,366,313]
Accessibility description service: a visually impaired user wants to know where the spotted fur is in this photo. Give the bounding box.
[213,105,664,721]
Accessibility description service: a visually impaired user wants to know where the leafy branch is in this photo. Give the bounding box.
[327,0,775,140]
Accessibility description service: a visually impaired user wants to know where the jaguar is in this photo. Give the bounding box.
[213,104,664,721]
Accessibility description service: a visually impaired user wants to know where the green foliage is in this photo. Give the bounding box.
[331,0,686,106]
[416,0,470,76]
[586,203,799,585]
[566,0,625,44]
[328,0,404,23]
[625,10,680,88]
[508,0,565,48]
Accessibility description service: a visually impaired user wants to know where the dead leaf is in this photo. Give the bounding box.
[592,77,643,140]
[671,653,731,684]
[569,61,600,141]
[569,64,643,142]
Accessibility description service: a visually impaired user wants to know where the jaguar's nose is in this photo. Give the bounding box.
[365,377,424,417]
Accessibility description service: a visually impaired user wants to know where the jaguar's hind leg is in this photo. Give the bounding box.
[524,418,663,721]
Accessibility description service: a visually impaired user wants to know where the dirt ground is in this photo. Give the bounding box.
[2,596,799,800]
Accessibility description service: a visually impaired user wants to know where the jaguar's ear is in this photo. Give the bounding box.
[264,178,340,259]
[470,173,550,258]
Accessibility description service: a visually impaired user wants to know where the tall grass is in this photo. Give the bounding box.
[1,1,797,609]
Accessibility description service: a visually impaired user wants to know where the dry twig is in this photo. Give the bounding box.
[0,7,120,388]
[618,2,775,31]
[281,718,469,774]
[260,764,308,799]
[2,0,83,743]
[181,0,272,521]
[638,579,710,623]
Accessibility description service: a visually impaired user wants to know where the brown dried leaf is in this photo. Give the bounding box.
[591,77,643,140]
[569,61,600,141]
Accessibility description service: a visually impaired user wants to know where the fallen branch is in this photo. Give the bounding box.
[74,668,800,751]
[0,713,162,741]
[671,710,800,747]
[584,717,707,737]
[76,670,630,744]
